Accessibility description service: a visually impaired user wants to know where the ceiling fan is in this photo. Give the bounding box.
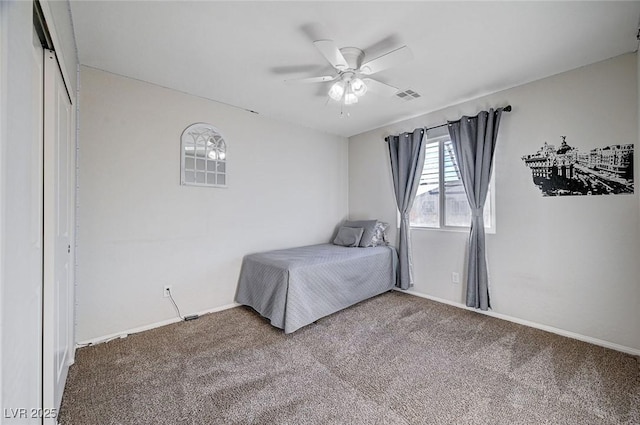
[286,39,413,105]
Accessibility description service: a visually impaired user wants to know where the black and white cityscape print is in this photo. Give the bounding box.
[522,136,634,196]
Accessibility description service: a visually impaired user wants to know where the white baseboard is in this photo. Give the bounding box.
[78,292,640,357]
[396,289,640,357]
[76,302,240,347]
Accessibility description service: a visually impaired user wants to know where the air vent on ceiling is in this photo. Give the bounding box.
[395,89,422,101]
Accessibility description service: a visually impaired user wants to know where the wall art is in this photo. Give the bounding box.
[181,123,227,188]
[522,136,633,196]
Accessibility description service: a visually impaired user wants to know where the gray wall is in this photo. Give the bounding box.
[349,53,640,352]
[0,3,42,418]
[76,66,349,342]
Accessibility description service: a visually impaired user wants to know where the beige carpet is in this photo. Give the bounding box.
[59,292,639,424]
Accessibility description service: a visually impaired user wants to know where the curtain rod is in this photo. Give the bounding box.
[384,105,512,141]
[425,105,512,132]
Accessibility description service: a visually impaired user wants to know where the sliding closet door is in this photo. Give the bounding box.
[42,48,73,418]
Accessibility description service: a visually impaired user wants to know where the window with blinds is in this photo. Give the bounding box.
[410,134,493,230]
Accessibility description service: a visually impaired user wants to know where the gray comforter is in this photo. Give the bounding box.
[235,244,397,333]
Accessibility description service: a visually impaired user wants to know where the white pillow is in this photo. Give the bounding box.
[370,221,389,247]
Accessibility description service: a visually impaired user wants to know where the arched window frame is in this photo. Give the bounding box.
[180,123,228,188]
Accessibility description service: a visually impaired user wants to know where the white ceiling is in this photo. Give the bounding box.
[70,1,640,138]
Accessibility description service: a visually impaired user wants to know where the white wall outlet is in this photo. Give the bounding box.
[451,272,460,284]
[163,285,172,298]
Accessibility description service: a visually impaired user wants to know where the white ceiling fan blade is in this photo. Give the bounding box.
[360,46,413,75]
[313,40,349,70]
[285,75,337,84]
[362,78,399,96]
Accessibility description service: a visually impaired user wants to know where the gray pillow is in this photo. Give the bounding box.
[333,226,364,247]
[343,220,378,247]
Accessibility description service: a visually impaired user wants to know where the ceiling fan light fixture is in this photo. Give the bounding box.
[328,81,345,101]
[344,89,358,105]
[351,78,367,97]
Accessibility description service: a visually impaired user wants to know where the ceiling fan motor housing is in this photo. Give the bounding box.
[339,47,365,71]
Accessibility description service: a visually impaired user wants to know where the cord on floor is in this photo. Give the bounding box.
[168,290,199,321]
[168,291,183,320]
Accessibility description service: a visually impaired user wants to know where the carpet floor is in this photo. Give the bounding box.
[59,292,639,424]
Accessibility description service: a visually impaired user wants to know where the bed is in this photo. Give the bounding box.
[235,243,398,333]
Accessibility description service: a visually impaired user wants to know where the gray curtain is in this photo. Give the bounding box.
[386,128,426,289]
[448,108,503,310]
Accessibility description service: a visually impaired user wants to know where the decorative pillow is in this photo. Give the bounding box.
[382,228,390,245]
[370,221,389,247]
[343,220,379,247]
[333,226,364,247]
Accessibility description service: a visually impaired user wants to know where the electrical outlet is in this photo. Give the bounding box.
[451,272,460,284]
[163,285,172,298]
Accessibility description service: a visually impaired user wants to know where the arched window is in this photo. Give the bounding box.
[181,123,227,187]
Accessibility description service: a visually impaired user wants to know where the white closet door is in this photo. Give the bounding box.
[42,48,73,419]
